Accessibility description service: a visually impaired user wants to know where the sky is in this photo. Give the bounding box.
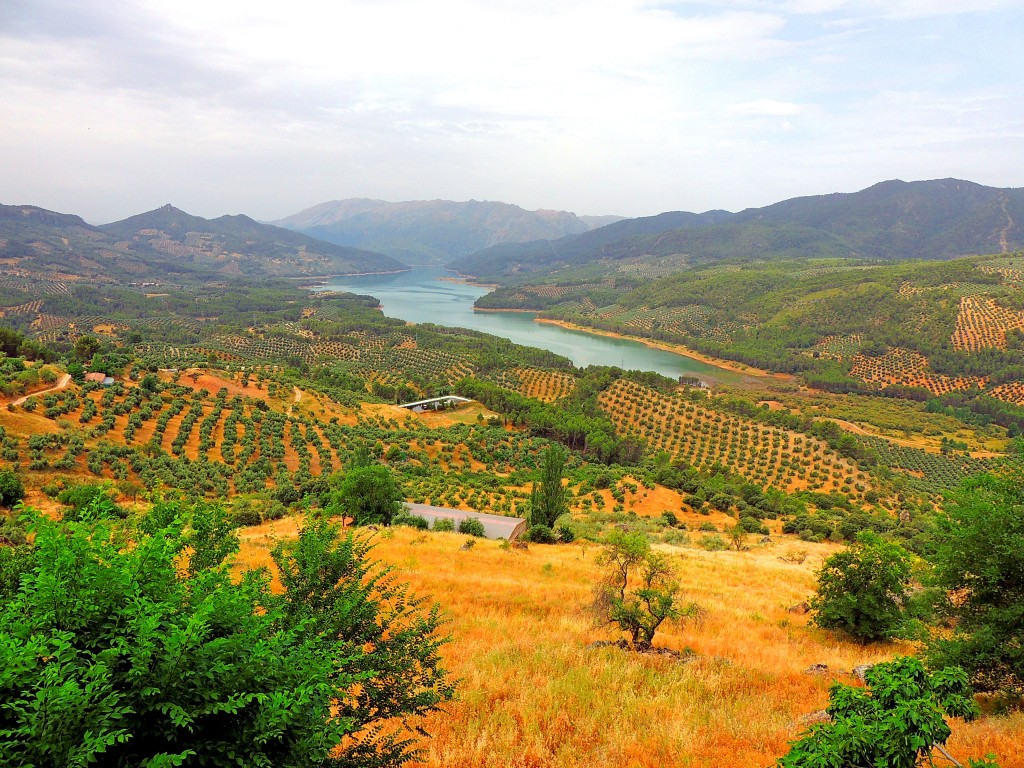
[2,0,1023,224]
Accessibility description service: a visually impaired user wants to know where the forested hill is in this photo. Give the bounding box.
[0,203,404,284]
[450,179,1024,281]
[270,198,624,264]
[100,205,405,278]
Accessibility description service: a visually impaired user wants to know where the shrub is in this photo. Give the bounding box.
[555,523,575,543]
[233,506,263,527]
[810,530,911,643]
[0,508,454,767]
[57,484,125,522]
[393,513,429,530]
[698,534,727,551]
[432,517,455,532]
[739,515,769,535]
[926,475,1024,696]
[0,467,25,508]
[699,521,718,532]
[777,657,998,768]
[458,517,486,537]
[526,524,556,544]
[592,530,699,650]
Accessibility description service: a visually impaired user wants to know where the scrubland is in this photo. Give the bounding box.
[238,523,1024,768]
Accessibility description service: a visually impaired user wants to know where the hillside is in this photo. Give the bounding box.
[270,198,624,263]
[0,203,403,284]
[451,179,1024,280]
[100,204,405,277]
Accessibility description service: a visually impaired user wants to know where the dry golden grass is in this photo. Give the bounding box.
[236,523,1024,768]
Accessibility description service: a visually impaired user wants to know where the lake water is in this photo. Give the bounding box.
[318,266,747,385]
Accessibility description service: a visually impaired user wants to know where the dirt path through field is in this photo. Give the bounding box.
[10,373,72,406]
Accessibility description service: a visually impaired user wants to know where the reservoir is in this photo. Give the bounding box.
[318,266,748,385]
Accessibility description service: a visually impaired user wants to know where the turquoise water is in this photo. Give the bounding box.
[318,266,748,385]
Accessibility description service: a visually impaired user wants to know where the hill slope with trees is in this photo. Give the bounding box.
[452,179,1024,280]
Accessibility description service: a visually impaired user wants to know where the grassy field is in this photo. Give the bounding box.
[237,523,1024,768]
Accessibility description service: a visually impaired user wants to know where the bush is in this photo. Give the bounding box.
[777,657,997,768]
[555,523,576,543]
[739,515,769,535]
[393,513,429,530]
[810,530,911,643]
[0,508,454,767]
[432,517,455,532]
[526,524,556,544]
[232,506,263,527]
[458,517,486,537]
[57,484,126,522]
[0,467,25,508]
[698,534,727,551]
[926,475,1024,696]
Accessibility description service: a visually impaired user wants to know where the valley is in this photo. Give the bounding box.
[2,182,1024,767]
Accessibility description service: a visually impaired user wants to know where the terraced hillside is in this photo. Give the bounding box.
[597,380,870,499]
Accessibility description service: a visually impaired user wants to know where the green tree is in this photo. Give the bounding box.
[529,443,568,529]
[777,657,998,768]
[334,465,404,526]
[72,335,101,363]
[0,466,25,508]
[926,474,1024,696]
[592,530,697,650]
[0,506,452,767]
[810,530,911,643]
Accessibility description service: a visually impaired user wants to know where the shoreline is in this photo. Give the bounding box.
[531,317,789,381]
[293,268,411,288]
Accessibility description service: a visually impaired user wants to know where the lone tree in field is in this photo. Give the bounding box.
[529,442,569,529]
[0,502,453,768]
[777,656,998,768]
[810,530,912,643]
[334,464,405,526]
[926,474,1024,697]
[592,530,697,650]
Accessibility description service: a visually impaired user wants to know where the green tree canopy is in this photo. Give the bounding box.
[777,657,997,768]
[810,530,912,643]
[926,474,1024,696]
[332,465,404,526]
[529,442,568,529]
[0,504,452,767]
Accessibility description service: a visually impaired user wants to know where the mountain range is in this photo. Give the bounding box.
[0,204,403,282]
[270,198,624,263]
[3,179,1023,286]
[449,179,1024,280]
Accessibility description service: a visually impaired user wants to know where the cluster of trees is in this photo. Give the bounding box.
[456,373,644,465]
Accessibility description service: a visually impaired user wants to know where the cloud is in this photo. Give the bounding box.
[729,99,803,116]
[0,0,1022,221]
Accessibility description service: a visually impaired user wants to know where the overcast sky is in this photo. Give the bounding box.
[2,1,1022,223]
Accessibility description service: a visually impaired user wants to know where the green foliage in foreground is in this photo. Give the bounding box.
[927,474,1024,697]
[810,530,912,643]
[777,657,998,768]
[0,505,452,768]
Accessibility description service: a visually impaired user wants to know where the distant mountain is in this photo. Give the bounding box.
[449,179,1024,281]
[0,203,404,283]
[100,205,405,278]
[270,198,625,263]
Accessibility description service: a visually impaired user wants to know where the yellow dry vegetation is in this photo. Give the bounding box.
[236,523,1024,768]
